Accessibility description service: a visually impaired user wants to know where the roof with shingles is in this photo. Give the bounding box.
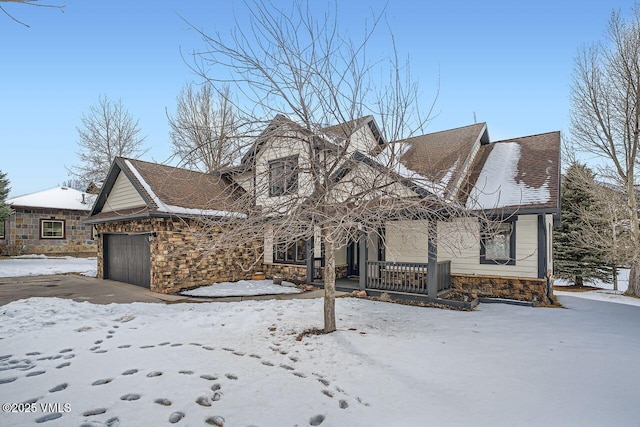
[88,157,244,222]
[383,123,488,199]
[463,131,561,212]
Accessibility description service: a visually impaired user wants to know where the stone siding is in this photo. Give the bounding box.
[1,207,96,255]
[261,263,348,284]
[97,218,262,294]
[451,274,551,304]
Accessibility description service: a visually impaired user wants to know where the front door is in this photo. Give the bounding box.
[347,240,359,277]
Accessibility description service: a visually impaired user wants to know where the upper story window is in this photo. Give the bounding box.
[480,218,516,265]
[40,219,66,239]
[269,156,298,197]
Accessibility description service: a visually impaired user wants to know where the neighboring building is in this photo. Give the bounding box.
[2,187,97,256]
[87,116,560,304]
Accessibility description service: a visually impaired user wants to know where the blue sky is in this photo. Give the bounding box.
[1,0,636,197]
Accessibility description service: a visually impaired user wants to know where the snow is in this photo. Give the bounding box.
[467,142,551,209]
[373,145,455,198]
[180,279,302,297]
[0,256,97,278]
[6,187,96,211]
[554,268,640,306]
[124,159,246,218]
[0,294,638,426]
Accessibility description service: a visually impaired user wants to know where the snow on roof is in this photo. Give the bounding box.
[124,160,246,218]
[7,187,96,211]
[467,141,550,210]
[373,144,455,198]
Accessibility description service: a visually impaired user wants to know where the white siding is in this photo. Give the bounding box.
[264,226,274,264]
[437,215,539,278]
[102,172,146,213]
[384,220,430,263]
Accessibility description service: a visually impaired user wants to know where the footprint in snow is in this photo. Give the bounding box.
[222,347,234,352]
[118,345,131,349]
[280,364,294,371]
[120,393,140,401]
[170,343,182,347]
[339,400,349,409]
[59,348,73,353]
[90,346,100,351]
[25,352,41,356]
[146,371,162,377]
[94,340,103,344]
[200,374,217,380]
[106,335,113,339]
[225,373,238,380]
[232,351,245,356]
[189,342,202,346]
[169,411,185,423]
[318,378,330,386]
[293,372,306,378]
[154,398,172,406]
[211,383,221,392]
[82,408,107,416]
[179,370,193,375]
[0,377,17,384]
[309,414,325,426]
[322,389,334,398]
[202,346,215,351]
[35,412,62,423]
[122,369,138,375]
[140,345,155,349]
[158,342,170,346]
[94,350,108,354]
[92,378,113,385]
[108,330,115,334]
[62,354,74,359]
[205,415,225,426]
[261,361,274,367]
[49,383,67,393]
[249,354,261,359]
[196,395,212,407]
[26,370,46,377]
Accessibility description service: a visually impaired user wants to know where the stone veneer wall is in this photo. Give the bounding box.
[97,218,262,294]
[1,208,96,255]
[451,274,551,304]
[261,263,348,284]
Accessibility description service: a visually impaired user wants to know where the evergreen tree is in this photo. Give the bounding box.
[554,162,612,285]
[0,170,12,222]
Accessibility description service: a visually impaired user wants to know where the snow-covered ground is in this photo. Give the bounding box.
[180,280,302,297]
[554,268,640,306]
[0,255,97,278]
[0,295,638,427]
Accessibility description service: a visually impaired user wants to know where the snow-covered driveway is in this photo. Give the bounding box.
[0,294,638,426]
[0,256,97,278]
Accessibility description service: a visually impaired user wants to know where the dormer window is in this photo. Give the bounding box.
[269,156,298,196]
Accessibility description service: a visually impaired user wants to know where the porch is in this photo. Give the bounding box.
[312,260,452,301]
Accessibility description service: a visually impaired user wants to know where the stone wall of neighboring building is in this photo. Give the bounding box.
[1,207,96,256]
[450,274,551,304]
[96,218,262,294]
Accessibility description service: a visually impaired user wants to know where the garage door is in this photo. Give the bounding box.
[103,234,151,288]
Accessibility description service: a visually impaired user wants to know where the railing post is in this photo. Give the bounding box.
[427,234,438,301]
[359,229,367,290]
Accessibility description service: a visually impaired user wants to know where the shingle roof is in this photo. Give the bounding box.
[382,123,488,199]
[88,158,245,222]
[464,131,561,211]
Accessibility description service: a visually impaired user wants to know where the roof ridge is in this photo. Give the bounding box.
[491,130,560,144]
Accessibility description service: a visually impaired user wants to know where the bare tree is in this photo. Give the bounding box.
[0,0,64,27]
[168,83,246,172]
[184,0,481,333]
[69,95,147,188]
[570,4,640,297]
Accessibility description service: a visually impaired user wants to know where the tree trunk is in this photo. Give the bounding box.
[626,263,640,297]
[612,265,618,291]
[575,275,584,287]
[323,238,337,333]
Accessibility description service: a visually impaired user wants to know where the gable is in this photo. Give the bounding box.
[101,171,146,213]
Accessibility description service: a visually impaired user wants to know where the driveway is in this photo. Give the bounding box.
[0,274,329,306]
[0,275,186,306]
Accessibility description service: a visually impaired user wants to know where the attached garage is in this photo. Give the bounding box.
[103,233,151,288]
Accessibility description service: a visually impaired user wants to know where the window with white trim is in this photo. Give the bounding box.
[40,219,65,239]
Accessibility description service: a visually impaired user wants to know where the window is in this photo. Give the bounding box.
[0,221,5,239]
[269,156,298,196]
[274,239,307,264]
[480,219,516,265]
[40,219,65,239]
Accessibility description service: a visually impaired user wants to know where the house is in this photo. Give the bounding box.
[1,187,97,256]
[87,116,560,303]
